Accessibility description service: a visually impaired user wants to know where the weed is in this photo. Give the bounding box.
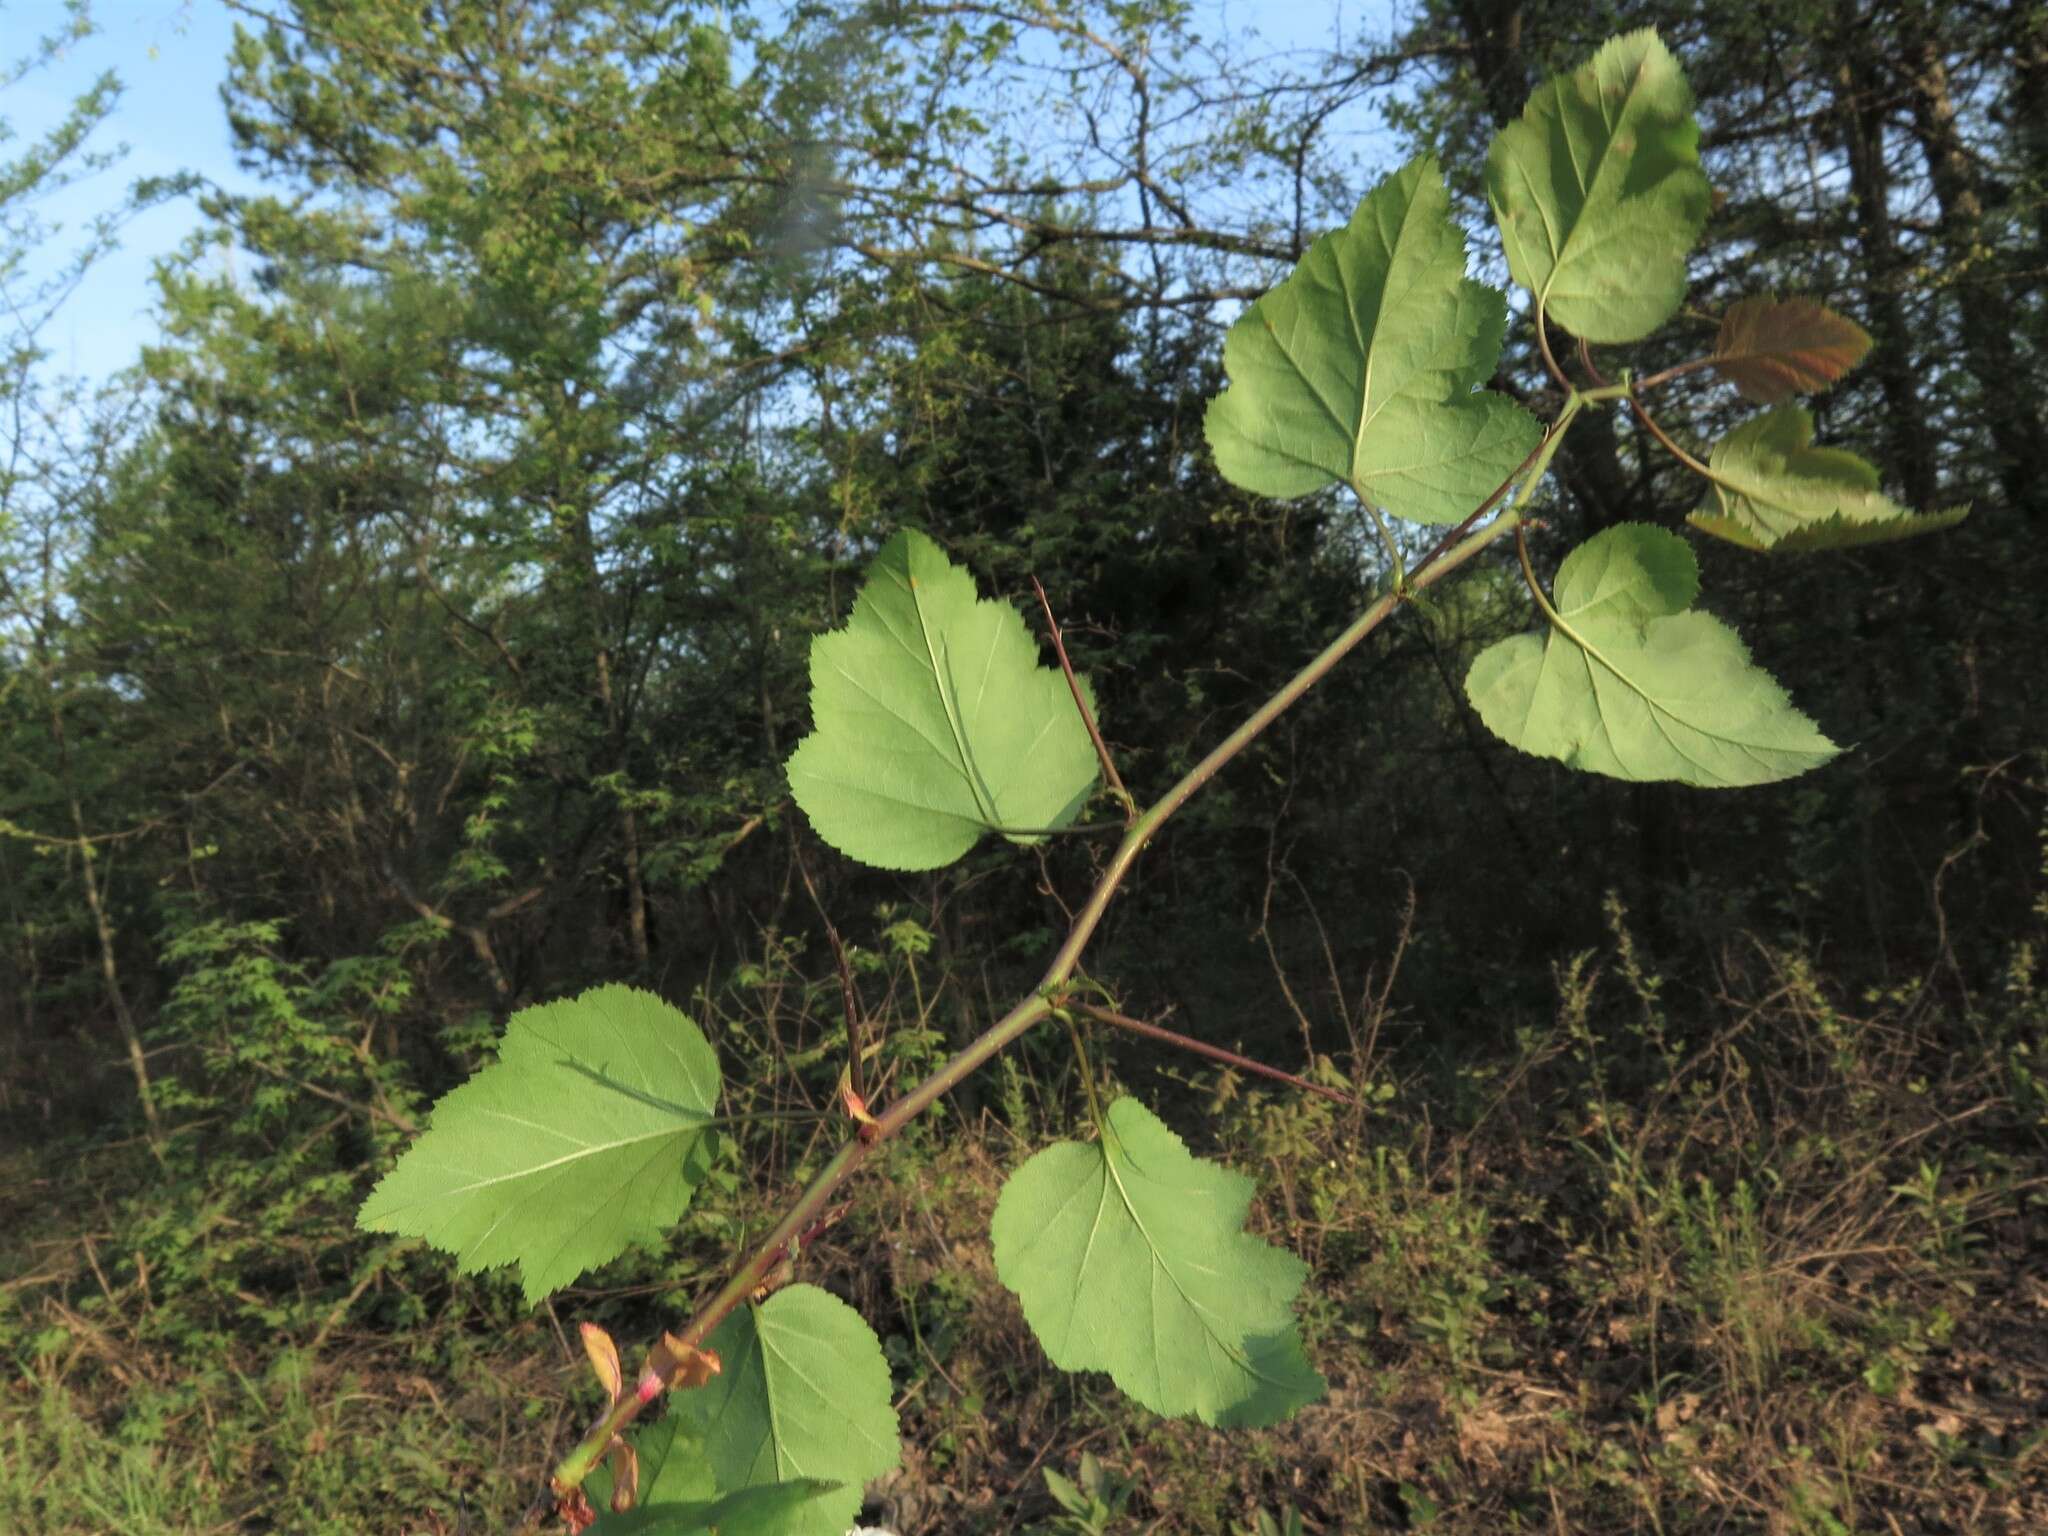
[1030,1452,1140,1536]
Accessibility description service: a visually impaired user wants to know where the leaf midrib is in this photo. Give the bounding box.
[405,1116,706,1201]
[1703,440,1895,542]
[905,565,1001,829]
[1095,1125,1297,1395]
[1538,609,1792,776]
[1535,43,1663,311]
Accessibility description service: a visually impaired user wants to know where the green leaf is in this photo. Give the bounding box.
[591,1481,843,1536]
[990,1096,1325,1428]
[1486,29,1710,343]
[1712,297,1872,403]
[1204,154,1540,524]
[785,530,1099,871]
[587,1413,715,1515]
[358,984,720,1305]
[1689,406,1970,552]
[1465,523,1838,786]
[676,1285,899,1536]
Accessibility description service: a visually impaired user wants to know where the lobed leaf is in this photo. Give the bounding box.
[1711,297,1872,403]
[1203,154,1540,524]
[676,1285,900,1536]
[358,985,720,1305]
[991,1097,1325,1428]
[1689,406,1970,552]
[1465,523,1838,786]
[785,530,1100,871]
[1486,29,1711,343]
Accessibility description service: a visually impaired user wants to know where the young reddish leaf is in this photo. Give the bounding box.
[607,1435,640,1513]
[555,1482,599,1535]
[648,1333,722,1396]
[1712,297,1873,402]
[836,1066,878,1127]
[582,1322,625,1405]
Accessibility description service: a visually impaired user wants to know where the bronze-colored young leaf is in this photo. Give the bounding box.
[1712,297,1873,403]
[582,1322,625,1405]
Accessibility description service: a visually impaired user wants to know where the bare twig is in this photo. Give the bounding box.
[793,847,868,1105]
[1073,1002,1363,1110]
[1628,388,1714,476]
[1031,575,1131,819]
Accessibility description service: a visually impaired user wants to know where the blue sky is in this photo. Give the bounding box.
[4,0,265,381]
[4,0,1401,387]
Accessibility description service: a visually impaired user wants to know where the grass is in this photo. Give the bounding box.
[4,910,2047,1534]
[6,1337,526,1533]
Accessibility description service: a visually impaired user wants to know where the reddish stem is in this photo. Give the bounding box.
[1073,1002,1363,1109]
[1577,335,1611,390]
[1032,575,1131,818]
[1633,355,1721,392]
[1414,419,1561,572]
[1628,389,1713,476]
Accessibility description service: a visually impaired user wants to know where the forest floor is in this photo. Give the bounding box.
[5,929,2047,1535]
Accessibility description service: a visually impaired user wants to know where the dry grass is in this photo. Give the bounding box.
[5,920,2046,1534]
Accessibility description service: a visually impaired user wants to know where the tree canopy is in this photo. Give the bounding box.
[1,0,2040,1257]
